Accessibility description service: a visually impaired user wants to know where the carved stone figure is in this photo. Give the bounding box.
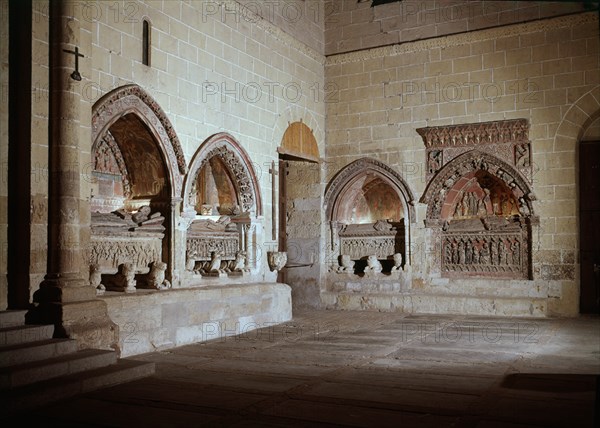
[499,239,509,265]
[480,242,491,265]
[113,262,136,293]
[427,150,442,174]
[147,261,171,290]
[132,205,152,224]
[230,251,248,272]
[391,253,403,271]
[89,263,105,295]
[208,251,224,273]
[364,255,382,273]
[267,251,287,272]
[490,238,498,265]
[458,240,466,265]
[511,240,520,265]
[515,143,530,168]
[337,254,355,273]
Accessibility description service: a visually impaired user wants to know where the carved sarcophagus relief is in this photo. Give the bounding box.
[339,221,403,260]
[441,217,529,279]
[88,208,165,274]
[185,216,242,274]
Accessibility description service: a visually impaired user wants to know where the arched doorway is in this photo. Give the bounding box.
[90,85,185,288]
[554,86,600,313]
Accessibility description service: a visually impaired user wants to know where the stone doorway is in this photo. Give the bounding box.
[579,140,600,314]
[277,121,322,308]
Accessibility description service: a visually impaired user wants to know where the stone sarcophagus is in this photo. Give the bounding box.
[339,221,403,261]
[88,207,165,275]
[185,216,242,274]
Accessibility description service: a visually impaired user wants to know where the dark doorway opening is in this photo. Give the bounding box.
[579,140,600,314]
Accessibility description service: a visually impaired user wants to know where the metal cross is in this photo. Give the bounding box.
[62,46,84,81]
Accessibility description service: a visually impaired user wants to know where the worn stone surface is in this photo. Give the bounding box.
[100,282,292,357]
[4,310,598,427]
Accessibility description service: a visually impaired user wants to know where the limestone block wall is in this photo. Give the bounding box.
[88,0,326,278]
[324,0,591,55]
[325,12,600,316]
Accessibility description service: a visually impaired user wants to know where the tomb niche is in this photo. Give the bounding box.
[324,158,415,277]
[89,85,186,292]
[418,119,537,280]
[183,133,262,279]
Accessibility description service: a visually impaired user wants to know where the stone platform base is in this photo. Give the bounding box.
[323,276,557,317]
[100,283,292,357]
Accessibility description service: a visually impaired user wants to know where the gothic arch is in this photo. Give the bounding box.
[420,150,536,221]
[183,133,263,216]
[325,158,416,223]
[91,84,186,199]
[554,85,600,146]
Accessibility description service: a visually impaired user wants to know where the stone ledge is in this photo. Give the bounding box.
[322,291,548,317]
[100,283,292,357]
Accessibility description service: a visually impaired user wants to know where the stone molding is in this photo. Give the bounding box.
[326,12,598,65]
[184,132,263,216]
[420,149,536,221]
[92,85,186,199]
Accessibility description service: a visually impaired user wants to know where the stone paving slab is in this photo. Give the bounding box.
[2,310,598,427]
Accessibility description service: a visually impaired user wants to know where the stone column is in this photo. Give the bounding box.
[29,0,117,351]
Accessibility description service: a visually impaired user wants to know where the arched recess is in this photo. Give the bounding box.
[420,150,536,222]
[91,84,186,199]
[89,84,186,285]
[183,133,262,217]
[324,158,416,268]
[325,158,416,223]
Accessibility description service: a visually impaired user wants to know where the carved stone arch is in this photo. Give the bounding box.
[325,158,416,223]
[91,84,186,199]
[420,150,536,222]
[184,133,263,216]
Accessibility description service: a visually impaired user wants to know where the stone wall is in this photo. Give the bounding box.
[88,0,326,278]
[281,159,325,308]
[325,12,600,316]
[324,0,591,55]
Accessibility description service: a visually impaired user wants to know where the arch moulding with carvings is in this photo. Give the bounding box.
[183,133,263,217]
[325,157,416,224]
[420,150,537,224]
[91,84,186,199]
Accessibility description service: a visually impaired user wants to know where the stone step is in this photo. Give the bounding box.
[0,310,27,328]
[0,338,78,368]
[0,324,54,346]
[0,359,155,414]
[0,349,118,389]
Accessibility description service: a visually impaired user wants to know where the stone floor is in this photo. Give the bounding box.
[3,310,599,427]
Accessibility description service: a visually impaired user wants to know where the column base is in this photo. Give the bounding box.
[27,275,120,353]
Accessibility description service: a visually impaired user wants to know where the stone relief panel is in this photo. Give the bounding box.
[418,119,536,280]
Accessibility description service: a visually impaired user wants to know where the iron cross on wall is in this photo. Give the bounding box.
[63,46,84,81]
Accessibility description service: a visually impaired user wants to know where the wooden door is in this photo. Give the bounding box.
[579,141,600,314]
